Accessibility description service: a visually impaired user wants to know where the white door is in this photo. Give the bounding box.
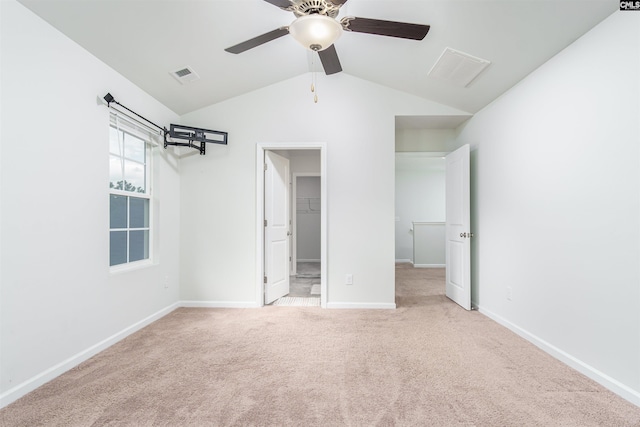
[264,151,291,304]
[445,144,471,310]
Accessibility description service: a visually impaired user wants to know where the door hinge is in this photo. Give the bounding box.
[289,256,292,262]
[264,276,267,284]
[264,163,268,171]
[264,219,267,227]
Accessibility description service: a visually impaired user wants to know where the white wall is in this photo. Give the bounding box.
[395,155,445,262]
[296,176,321,262]
[396,128,458,152]
[457,11,640,403]
[289,150,321,176]
[178,73,469,308]
[0,1,181,406]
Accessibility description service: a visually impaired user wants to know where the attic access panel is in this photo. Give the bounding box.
[428,47,491,87]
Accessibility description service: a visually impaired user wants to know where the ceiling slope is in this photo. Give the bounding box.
[18,0,618,116]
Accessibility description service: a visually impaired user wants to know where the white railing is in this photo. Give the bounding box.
[412,222,445,268]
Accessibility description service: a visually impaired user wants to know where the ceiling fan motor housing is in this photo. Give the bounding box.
[292,0,341,18]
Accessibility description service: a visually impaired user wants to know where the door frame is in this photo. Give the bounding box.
[291,173,321,276]
[256,142,327,308]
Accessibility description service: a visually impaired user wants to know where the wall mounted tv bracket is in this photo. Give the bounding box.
[164,124,228,155]
[103,93,227,156]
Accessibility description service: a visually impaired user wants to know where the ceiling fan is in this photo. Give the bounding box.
[224,0,430,75]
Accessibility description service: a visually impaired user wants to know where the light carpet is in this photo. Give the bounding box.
[2,265,640,426]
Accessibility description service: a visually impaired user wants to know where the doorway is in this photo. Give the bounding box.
[394,116,473,310]
[292,174,321,270]
[288,174,321,303]
[393,148,471,311]
[394,152,447,266]
[256,143,327,308]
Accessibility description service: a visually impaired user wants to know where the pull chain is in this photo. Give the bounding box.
[311,53,318,103]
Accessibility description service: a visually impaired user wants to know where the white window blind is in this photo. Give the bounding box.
[109,108,161,147]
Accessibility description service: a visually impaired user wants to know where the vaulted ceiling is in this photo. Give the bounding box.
[19,0,617,118]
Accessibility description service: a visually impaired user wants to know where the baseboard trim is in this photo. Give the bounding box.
[0,302,179,409]
[477,305,640,407]
[413,264,445,268]
[297,259,320,263]
[326,302,396,309]
[395,259,412,264]
[180,301,260,308]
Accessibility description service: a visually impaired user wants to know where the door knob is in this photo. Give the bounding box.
[287,231,292,236]
[460,232,467,238]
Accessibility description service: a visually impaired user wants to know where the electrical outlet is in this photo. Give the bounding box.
[507,286,512,301]
[346,274,353,285]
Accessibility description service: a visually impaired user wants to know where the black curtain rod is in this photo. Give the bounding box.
[103,93,165,133]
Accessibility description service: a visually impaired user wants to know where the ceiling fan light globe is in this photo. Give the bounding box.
[289,14,343,51]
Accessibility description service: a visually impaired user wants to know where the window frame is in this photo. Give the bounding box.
[108,111,156,271]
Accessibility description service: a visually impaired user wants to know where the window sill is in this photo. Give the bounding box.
[109,259,154,275]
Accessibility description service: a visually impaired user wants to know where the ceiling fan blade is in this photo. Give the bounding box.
[327,0,349,5]
[225,27,289,54]
[262,0,293,10]
[318,44,342,75]
[341,17,430,40]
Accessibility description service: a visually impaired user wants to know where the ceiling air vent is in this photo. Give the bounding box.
[170,66,200,85]
[428,48,490,88]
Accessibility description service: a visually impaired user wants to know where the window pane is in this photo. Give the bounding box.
[124,160,146,193]
[110,195,127,228]
[129,230,149,262]
[129,197,149,228]
[110,231,127,266]
[109,127,123,155]
[109,122,152,268]
[124,133,146,163]
[109,155,123,190]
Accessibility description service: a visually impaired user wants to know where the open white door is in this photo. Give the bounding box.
[264,151,290,304]
[445,144,471,310]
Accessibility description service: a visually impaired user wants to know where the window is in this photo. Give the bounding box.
[109,113,153,267]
